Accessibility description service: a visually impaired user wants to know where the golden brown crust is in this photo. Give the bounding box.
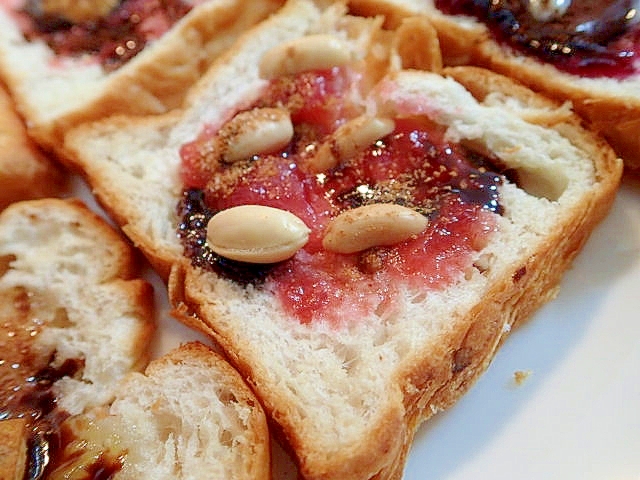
[0,418,28,480]
[0,87,66,210]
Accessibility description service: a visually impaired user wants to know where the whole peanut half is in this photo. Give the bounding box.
[322,203,428,254]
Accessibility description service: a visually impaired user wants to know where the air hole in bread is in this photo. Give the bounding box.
[49,307,72,328]
[505,167,568,202]
[219,428,234,447]
[0,254,15,277]
[452,347,472,373]
[410,291,428,304]
[472,253,493,275]
[218,390,239,405]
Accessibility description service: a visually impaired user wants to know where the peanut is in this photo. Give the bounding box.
[259,34,352,79]
[311,116,395,172]
[322,203,428,254]
[218,108,294,163]
[206,205,310,263]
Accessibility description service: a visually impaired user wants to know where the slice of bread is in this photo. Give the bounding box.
[63,1,623,478]
[0,197,155,477]
[0,0,283,152]
[0,197,155,414]
[0,198,270,479]
[348,0,640,170]
[0,85,66,210]
[47,341,271,480]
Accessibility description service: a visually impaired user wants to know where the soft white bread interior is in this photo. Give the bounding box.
[55,341,271,480]
[0,86,66,210]
[0,198,155,415]
[63,1,622,478]
[348,0,640,170]
[0,0,283,151]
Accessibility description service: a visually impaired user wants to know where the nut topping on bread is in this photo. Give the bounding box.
[312,115,396,172]
[218,107,295,164]
[259,34,353,79]
[206,205,311,263]
[322,203,428,254]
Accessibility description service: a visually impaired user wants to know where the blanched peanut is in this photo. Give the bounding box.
[206,205,310,263]
[218,108,293,163]
[311,116,395,172]
[322,203,428,254]
[259,34,352,79]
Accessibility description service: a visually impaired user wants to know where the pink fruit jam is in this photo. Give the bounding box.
[178,68,503,325]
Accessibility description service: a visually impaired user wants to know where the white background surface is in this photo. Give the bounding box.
[77,174,640,479]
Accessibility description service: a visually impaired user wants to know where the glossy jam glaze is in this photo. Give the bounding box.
[12,0,192,71]
[178,68,504,325]
[435,0,640,78]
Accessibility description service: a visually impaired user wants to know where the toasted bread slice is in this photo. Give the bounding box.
[0,418,28,480]
[63,1,623,478]
[0,86,66,210]
[0,198,155,413]
[0,198,154,476]
[348,0,640,170]
[48,341,271,480]
[0,0,283,152]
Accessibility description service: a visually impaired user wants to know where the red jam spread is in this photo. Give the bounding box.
[435,0,640,78]
[177,67,504,325]
[14,0,193,71]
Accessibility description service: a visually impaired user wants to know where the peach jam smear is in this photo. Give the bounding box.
[12,0,193,71]
[436,0,640,78]
[177,67,504,324]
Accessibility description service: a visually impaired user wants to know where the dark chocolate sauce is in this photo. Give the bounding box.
[435,0,640,77]
[19,0,193,71]
[177,189,274,285]
[1,356,84,479]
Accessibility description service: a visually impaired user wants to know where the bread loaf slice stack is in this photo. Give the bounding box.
[63,0,623,478]
[0,0,283,151]
[0,199,269,479]
[348,0,640,170]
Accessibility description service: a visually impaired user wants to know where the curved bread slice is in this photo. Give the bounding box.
[0,86,66,210]
[52,342,271,480]
[0,0,283,151]
[349,0,640,169]
[0,198,155,477]
[63,1,623,478]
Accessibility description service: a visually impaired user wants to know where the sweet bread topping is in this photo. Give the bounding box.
[436,0,640,78]
[0,283,120,479]
[7,0,193,71]
[178,67,504,324]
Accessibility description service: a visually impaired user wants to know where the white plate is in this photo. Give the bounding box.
[74,174,640,479]
[404,177,640,480]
